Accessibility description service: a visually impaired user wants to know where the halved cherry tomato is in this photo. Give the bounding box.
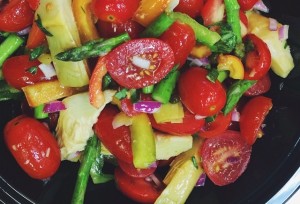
[97,19,144,39]
[178,67,227,116]
[117,159,157,178]
[105,38,175,89]
[120,98,139,117]
[0,0,34,32]
[160,21,196,68]
[148,107,205,135]
[4,115,61,179]
[174,0,204,18]
[114,167,162,203]
[199,111,233,138]
[91,0,140,23]
[25,0,40,10]
[93,104,133,163]
[238,0,259,11]
[200,130,252,186]
[239,96,272,145]
[244,72,271,96]
[244,34,271,80]
[201,0,225,26]
[2,55,55,90]
[26,21,46,49]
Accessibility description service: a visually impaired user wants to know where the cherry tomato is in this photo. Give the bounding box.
[178,67,227,116]
[114,167,162,203]
[120,98,139,117]
[25,0,40,10]
[199,111,233,138]
[174,0,204,18]
[105,38,175,89]
[148,107,205,135]
[2,55,55,90]
[0,0,34,32]
[160,21,196,68]
[201,0,225,26]
[244,72,271,96]
[4,115,61,179]
[239,96,272,145]
[97,19,144,39]
[244,34,271,80]
[91,0,140,23]
[238,0,259,11]
[93,104,133,163]
[117,159,157,178]
[200,130,252,186]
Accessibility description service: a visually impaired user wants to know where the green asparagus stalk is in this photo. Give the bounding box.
[224,0,242,43]
[71,135,99,204]
[56,33,130,61]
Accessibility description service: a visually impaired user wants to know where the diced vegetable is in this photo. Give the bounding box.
[153,102,184,123]
[217,54,244,79]
[36,0,90,87]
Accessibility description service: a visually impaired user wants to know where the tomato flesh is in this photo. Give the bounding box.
[239,96,272,145]
[201,0,224,26]
[105,38,175,89]
[4,115,61,179]
[174,0,204,18]
[244,72,271,96]
[201,130,252,186]
[238,0,259,11]
[118,159,157,178]
[178,67,226,116]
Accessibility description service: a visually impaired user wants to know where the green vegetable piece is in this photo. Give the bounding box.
[223,80,256,115]
[35,14,53,37]
[71,135,99,204]
[29,45,47,60]
[114,88,128,100]
[140,12,175,38]
[34,104,49,119]
[169,12,221,47]
[56,33,130,61]
[217,70,229,82]
[224,0,242,43]
[130,113,156,169]
[152,66,180,104]
[212,23,237,53]
[0,34,24,78]
[206,69,219,83]
[90,151,114,184]
[0,80,23,101]
[142,85,154,94]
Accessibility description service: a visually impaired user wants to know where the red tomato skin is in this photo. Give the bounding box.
[105,38,175,89]
[174,0,204,18]
[238,0,259,11]
[244,72,271,96]
[160,21,196,68]
[114,167,162,203]
[97,19,144,39]
[201,130,252,186]
[239,96,272,145]
[2,55,54,90]
[25,0,40,10]
[201,0,224,26]
[0,0,34,32]
[178,67,227,116]
[4,115,61,180]
[148,108,205,135]
[244,34,271,80]
[117,159,157,178]
[91,0,140,23]
[199,111,233,138]
[93,104,133,163]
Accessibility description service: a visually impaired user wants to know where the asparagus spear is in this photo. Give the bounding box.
[56,33,130,61]
[224,0,242,43]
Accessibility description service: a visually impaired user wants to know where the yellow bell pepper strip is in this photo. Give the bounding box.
[22,80,80,107]
[72,0,99,43]
[190,44,212,59]
[133,0,171,27]
[89,57,108,108]
[217,54,244,79]
[130,113,156,169]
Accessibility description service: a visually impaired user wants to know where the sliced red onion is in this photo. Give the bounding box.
[195,173,206,187]
[187,57,210,67]
[269,18,278,31]
[133,101,161,113]
[38,63,57,79]
[148,161,158,168]
[253,0,269,13]
[43,101,66,113]
[231,108,240,122]
[145,174,163,188]
[278,25,289,41]
[17,26,31,35]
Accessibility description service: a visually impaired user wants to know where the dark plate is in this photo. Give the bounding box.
[1,0,300,203]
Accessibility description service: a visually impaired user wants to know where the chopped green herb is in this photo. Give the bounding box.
[207,69,219,83]
[26,66,38,75]
[115,88,128,100]
[35,14,53,37]
[191,156,198,169]
[29,45,47,60]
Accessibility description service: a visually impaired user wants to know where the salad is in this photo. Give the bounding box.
[0,0,295,203]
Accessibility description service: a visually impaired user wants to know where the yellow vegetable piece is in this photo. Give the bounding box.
[22,80,79,107]
[153,102,184,123]
[72,0,99,43]
[190,44,212,59]
[217,54,244,79]
[133,0,171,27]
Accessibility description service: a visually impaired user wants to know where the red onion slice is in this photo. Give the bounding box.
[43,101,66,113]
[38,63,57,79]
[133,101,161,113]
[187,57,210,67]
[253,0,269,13]
[278,25,289,41]
[269,18,278,31]
[195,173,206,187]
